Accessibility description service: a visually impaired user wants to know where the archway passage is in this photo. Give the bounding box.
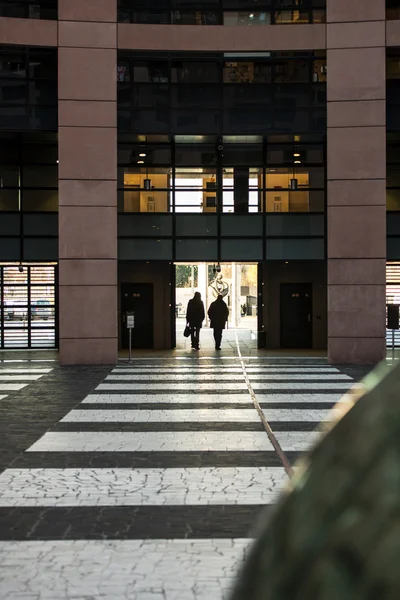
[175,262,259,352]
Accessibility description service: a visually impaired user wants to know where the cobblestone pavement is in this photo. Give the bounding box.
[0,355,369,600]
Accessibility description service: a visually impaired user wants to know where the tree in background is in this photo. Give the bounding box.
[241,265,257,288]
[176,265,198,288]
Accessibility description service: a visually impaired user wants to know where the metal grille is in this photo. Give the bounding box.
[0,263,57,349]
[386,262,400,347]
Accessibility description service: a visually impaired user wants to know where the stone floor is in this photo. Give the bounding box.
[0,351,370,600]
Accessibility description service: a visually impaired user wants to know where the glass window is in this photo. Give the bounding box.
[134,61,169,83]
[0,80,27,104]
[224,84,273,109]
[0,1,57,20]
[121,167,172,212]
[172,62,219,84]
[224,12,272,26]
[266,166,324,188]
[131,110,169,133]
[175,168,217,188]
[0,53,26,78]
[175,189,208,213]
[0,189,19,211]
[172,85,220,109]
[387,55,400,80]
[117,61,131,83]
[387,0,400,20]
[274,9,309,24]
[123,167,172,189]
[0,165,20,187]
[223,61,272,84]
[171,110,220,133]
[119,143,172,164]
[23,165,57,188]
[274,60,310,83]
[267,143,324,164]
[222,144,263,165]
[133,83,169,108]
[22,189,58,211]
[133,9,170,23]
[175,145,217,166]
[175,168,217,213]
[222,167,263,213]
[388,165,400,187]
[173,10,220,24]
[28,51,57,79]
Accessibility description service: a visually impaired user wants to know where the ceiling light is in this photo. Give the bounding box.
[139,153,146,157]
[294,160,301,164]
[293,153,300,157]
[137,160,144,164]
[249,13,254,18]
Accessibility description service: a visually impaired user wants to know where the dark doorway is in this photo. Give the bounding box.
[280,283,312,349]
[121,283,154,349]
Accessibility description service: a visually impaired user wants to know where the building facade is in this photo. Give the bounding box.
[0,0,398,364]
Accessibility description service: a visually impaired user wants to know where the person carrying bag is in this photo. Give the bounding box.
[185,292,205,350]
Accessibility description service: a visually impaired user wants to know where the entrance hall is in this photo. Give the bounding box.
[175,262,259,352]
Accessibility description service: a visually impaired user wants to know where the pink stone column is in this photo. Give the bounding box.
[327,0,387,364]
[58,0,118,364]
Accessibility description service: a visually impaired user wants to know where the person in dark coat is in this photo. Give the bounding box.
[208,295,229,350]
[186,292,205,350]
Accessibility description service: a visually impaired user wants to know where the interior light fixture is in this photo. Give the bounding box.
[139,153,146,157]
[294,160,301,164]
[56,160,59,164]
[137,160,144,164]
[293,153,300,157]
[249,13,254,18]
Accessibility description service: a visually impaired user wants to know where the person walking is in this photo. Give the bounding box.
[208,294,229,350]
[186,292,205,350]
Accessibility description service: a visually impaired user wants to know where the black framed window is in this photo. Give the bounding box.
[387,134,400,211]
[118,0,326,25]
[0,133,58,212]
[117,134,326,214]
[0,47,57,132]
[118,51,327,136]
[0,0,57,19]
[0,263,57,349]
[387,50,400,140]
[387,0,400,20]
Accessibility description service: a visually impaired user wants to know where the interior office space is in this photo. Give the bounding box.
[0,0,399,364]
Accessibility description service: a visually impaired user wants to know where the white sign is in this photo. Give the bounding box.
[127,314,135,329]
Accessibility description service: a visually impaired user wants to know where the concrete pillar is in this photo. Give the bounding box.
[57,0,118,364]
[327,0,387,364]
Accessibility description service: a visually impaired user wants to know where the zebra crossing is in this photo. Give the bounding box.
[0,359,358,600]
[0,366,53,401]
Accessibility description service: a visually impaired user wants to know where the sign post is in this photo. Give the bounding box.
[126,311,135,363]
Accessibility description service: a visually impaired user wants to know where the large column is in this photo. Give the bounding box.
[58,0,118,364]
[327,0,387,364]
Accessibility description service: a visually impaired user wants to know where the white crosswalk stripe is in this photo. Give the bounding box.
[62,408,330,423]
[106,373,352,381]
[0,366,52,403]
[0,359,358,600]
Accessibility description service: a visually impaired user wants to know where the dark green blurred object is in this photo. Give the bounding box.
[230,362,400,600]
